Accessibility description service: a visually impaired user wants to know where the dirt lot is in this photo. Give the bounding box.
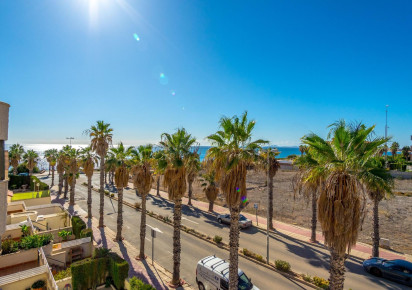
[155,169,412,255]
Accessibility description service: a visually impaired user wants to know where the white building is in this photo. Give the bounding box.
[0,101,10,243]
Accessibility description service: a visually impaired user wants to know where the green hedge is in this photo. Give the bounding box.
[80,228,93,240]
[129,277,156,290]
[30,175,49,190]
[72,216,87,239]
[71,250,129,290]
[8,175,31,190]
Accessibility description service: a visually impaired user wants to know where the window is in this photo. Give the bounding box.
[220,279,229,290]
[238,273,252,290]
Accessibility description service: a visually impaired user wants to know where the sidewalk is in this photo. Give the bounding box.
[150,186,411,262]
[51,193,193,290]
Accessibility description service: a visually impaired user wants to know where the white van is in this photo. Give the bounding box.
[196,255,259,290]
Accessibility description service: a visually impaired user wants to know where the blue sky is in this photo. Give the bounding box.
[1,0,411,147]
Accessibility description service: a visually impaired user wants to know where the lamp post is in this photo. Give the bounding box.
[266,146,270,264]
[66,137,74,147]
[385,105,389,166]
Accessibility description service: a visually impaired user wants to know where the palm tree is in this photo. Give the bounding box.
[186,152,201,206]
[87,121,113,228]
[65,147,79,206]
[110,142,132,241]
[130,145,154,259]
[153,149,166,197]
[298,144,307,156]
[200,171,219,212]
[363,158,393,258]
[259,148,280,230]
[59,146,72,199]
[9,144,25,175]
[56,150,66,195]
[80,147,98,219]
[206,112,268,290]
[23,150,39,176]
[294,150,323,243]
[105,152,117,186]
[401,146,410,161]
[301,121,387,289]
[390,141,399,157]
[159,128,196,287]
[44,149,58,187]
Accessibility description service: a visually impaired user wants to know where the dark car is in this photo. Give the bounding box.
[363,258,412,286]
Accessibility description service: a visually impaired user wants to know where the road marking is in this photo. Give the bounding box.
[182,217,199,224]
[145,237,151,242]
[146,224,163,233]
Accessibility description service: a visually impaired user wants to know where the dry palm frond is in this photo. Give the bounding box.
[133,164,153,195]
[205,184,219,203]
[164,167,186,201]
[318,171,365,255]
[83,158,95,178]
[115,166,129,188]
[219,161,247,208]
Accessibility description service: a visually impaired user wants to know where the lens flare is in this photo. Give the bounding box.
[159,73,168,85]
[133,33,140,41]
[241,196,248,203]
[171,90,176,96]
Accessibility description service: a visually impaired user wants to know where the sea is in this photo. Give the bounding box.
[5,144,301,170]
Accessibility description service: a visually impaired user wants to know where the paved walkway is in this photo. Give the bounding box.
[51,193,193,290]
[151,187,410,262]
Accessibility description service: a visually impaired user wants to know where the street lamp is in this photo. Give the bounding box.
[266,146,270,264]
[66,137,74,147]
[385,105,389,166]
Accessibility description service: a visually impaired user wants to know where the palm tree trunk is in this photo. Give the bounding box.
[329,248,346,290]
[372,198,380,257]
[48,165,51,175]
[208,201,214,212]
[58,174,63,195]
[188,180,193,206]
[99,156,105,228]
[29,169,33,176]
[310,190,317,242]
[156,177,160,196]
[268,175,274,230]
[87,175,92,220]
[139,194,147,259]
[105,171,107,185]
[13,167,17,175]
[69,179,75,206]
[64,176,68,199]
[229,206,240,290]
[116,187,124,240]
[51,167,55,187]
[171,198,182,286]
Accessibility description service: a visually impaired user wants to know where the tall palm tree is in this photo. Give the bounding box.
[363,158,393,258]
[186,152,201,206]
[105,152,117,186]
[9,144,25,175]
[130,145,154,259]
[44,149,58,187]
[390,141,399,157]
[153,149,166,196]
[159,128,196,287]
[206,112,267,289]
[199,171,219,212]
[23,150,39,176]
[111,142,132,241]
[80,147,98,220]
[59,146,72,199]
[401,146,410,161]
[65,147,79,206]
[298,144,308,156]
[87,121,113,228]
[294,150,323,243]
[259,148,280,230]
[301,121,388,289]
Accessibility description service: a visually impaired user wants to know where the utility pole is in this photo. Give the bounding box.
[66,137,74,147]
[266,147,270,264]
[385,105,389,166]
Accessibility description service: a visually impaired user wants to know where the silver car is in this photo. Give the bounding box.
[217,214,252,228]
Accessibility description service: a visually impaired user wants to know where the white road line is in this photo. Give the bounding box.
[145,237,151,242]
[182,217,199,224]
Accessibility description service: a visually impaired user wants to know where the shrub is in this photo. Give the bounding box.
[213,235,223,243]
[20,224,30,237]
[58,230,72,241]
[40,234,53,246]
[302,274,312,282]
[31,280,46,288]
[275,260,291,272]
[105,276,113,287]
[8,175,30,190]
[135,201,141,209]
[93,247,111,258]
[54,268,72,280]
[30,175,49,191]
[105,190,110,196]
[242,248,265,263]
[287,154,298,159]
[110,193,115,198]
[1,239,19,255]
[71,257,109,290]
[313,276,329,289]
[80,228,93,240]
[129,276,156,290]
[109,252,129,289]
[72,216,86,239]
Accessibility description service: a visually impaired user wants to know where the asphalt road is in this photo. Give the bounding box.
[42,173,410,290]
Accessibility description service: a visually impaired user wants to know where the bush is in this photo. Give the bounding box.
[20,234,53,250]
[287,154,298,159]
[8,175,30,190]
[275,260,291,272]
[313,276,329,289]
[105,190,110,195]
[31,280,46,288]
[110,193,115,198]
[1,239,19,255]
[302,274,312,282]
[213,235,223,243]
[242,248,265,263]
[54,268,71,280]
[72,216,87,239]
[129,276,156,290]
[80,228,93,240]
[30,175,49,191]
[109,252,129,289]
[58,230,72,241]
[93,247,111,258]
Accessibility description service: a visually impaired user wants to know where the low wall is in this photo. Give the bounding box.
[39,226,73,243]
[0,247,38,269]
[0,270,49,290]
[10,211,38,224]
[6,202,25,214]
[22,196,51,207]
[56,276,72,290]
[35,213,70,230]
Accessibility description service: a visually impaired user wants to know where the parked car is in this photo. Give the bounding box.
[363,258,412,286]
[196,255,259,290]
[18,172,29,176]
[217,214,252,229]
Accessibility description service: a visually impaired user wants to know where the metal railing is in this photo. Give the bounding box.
[39,247,59,290]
